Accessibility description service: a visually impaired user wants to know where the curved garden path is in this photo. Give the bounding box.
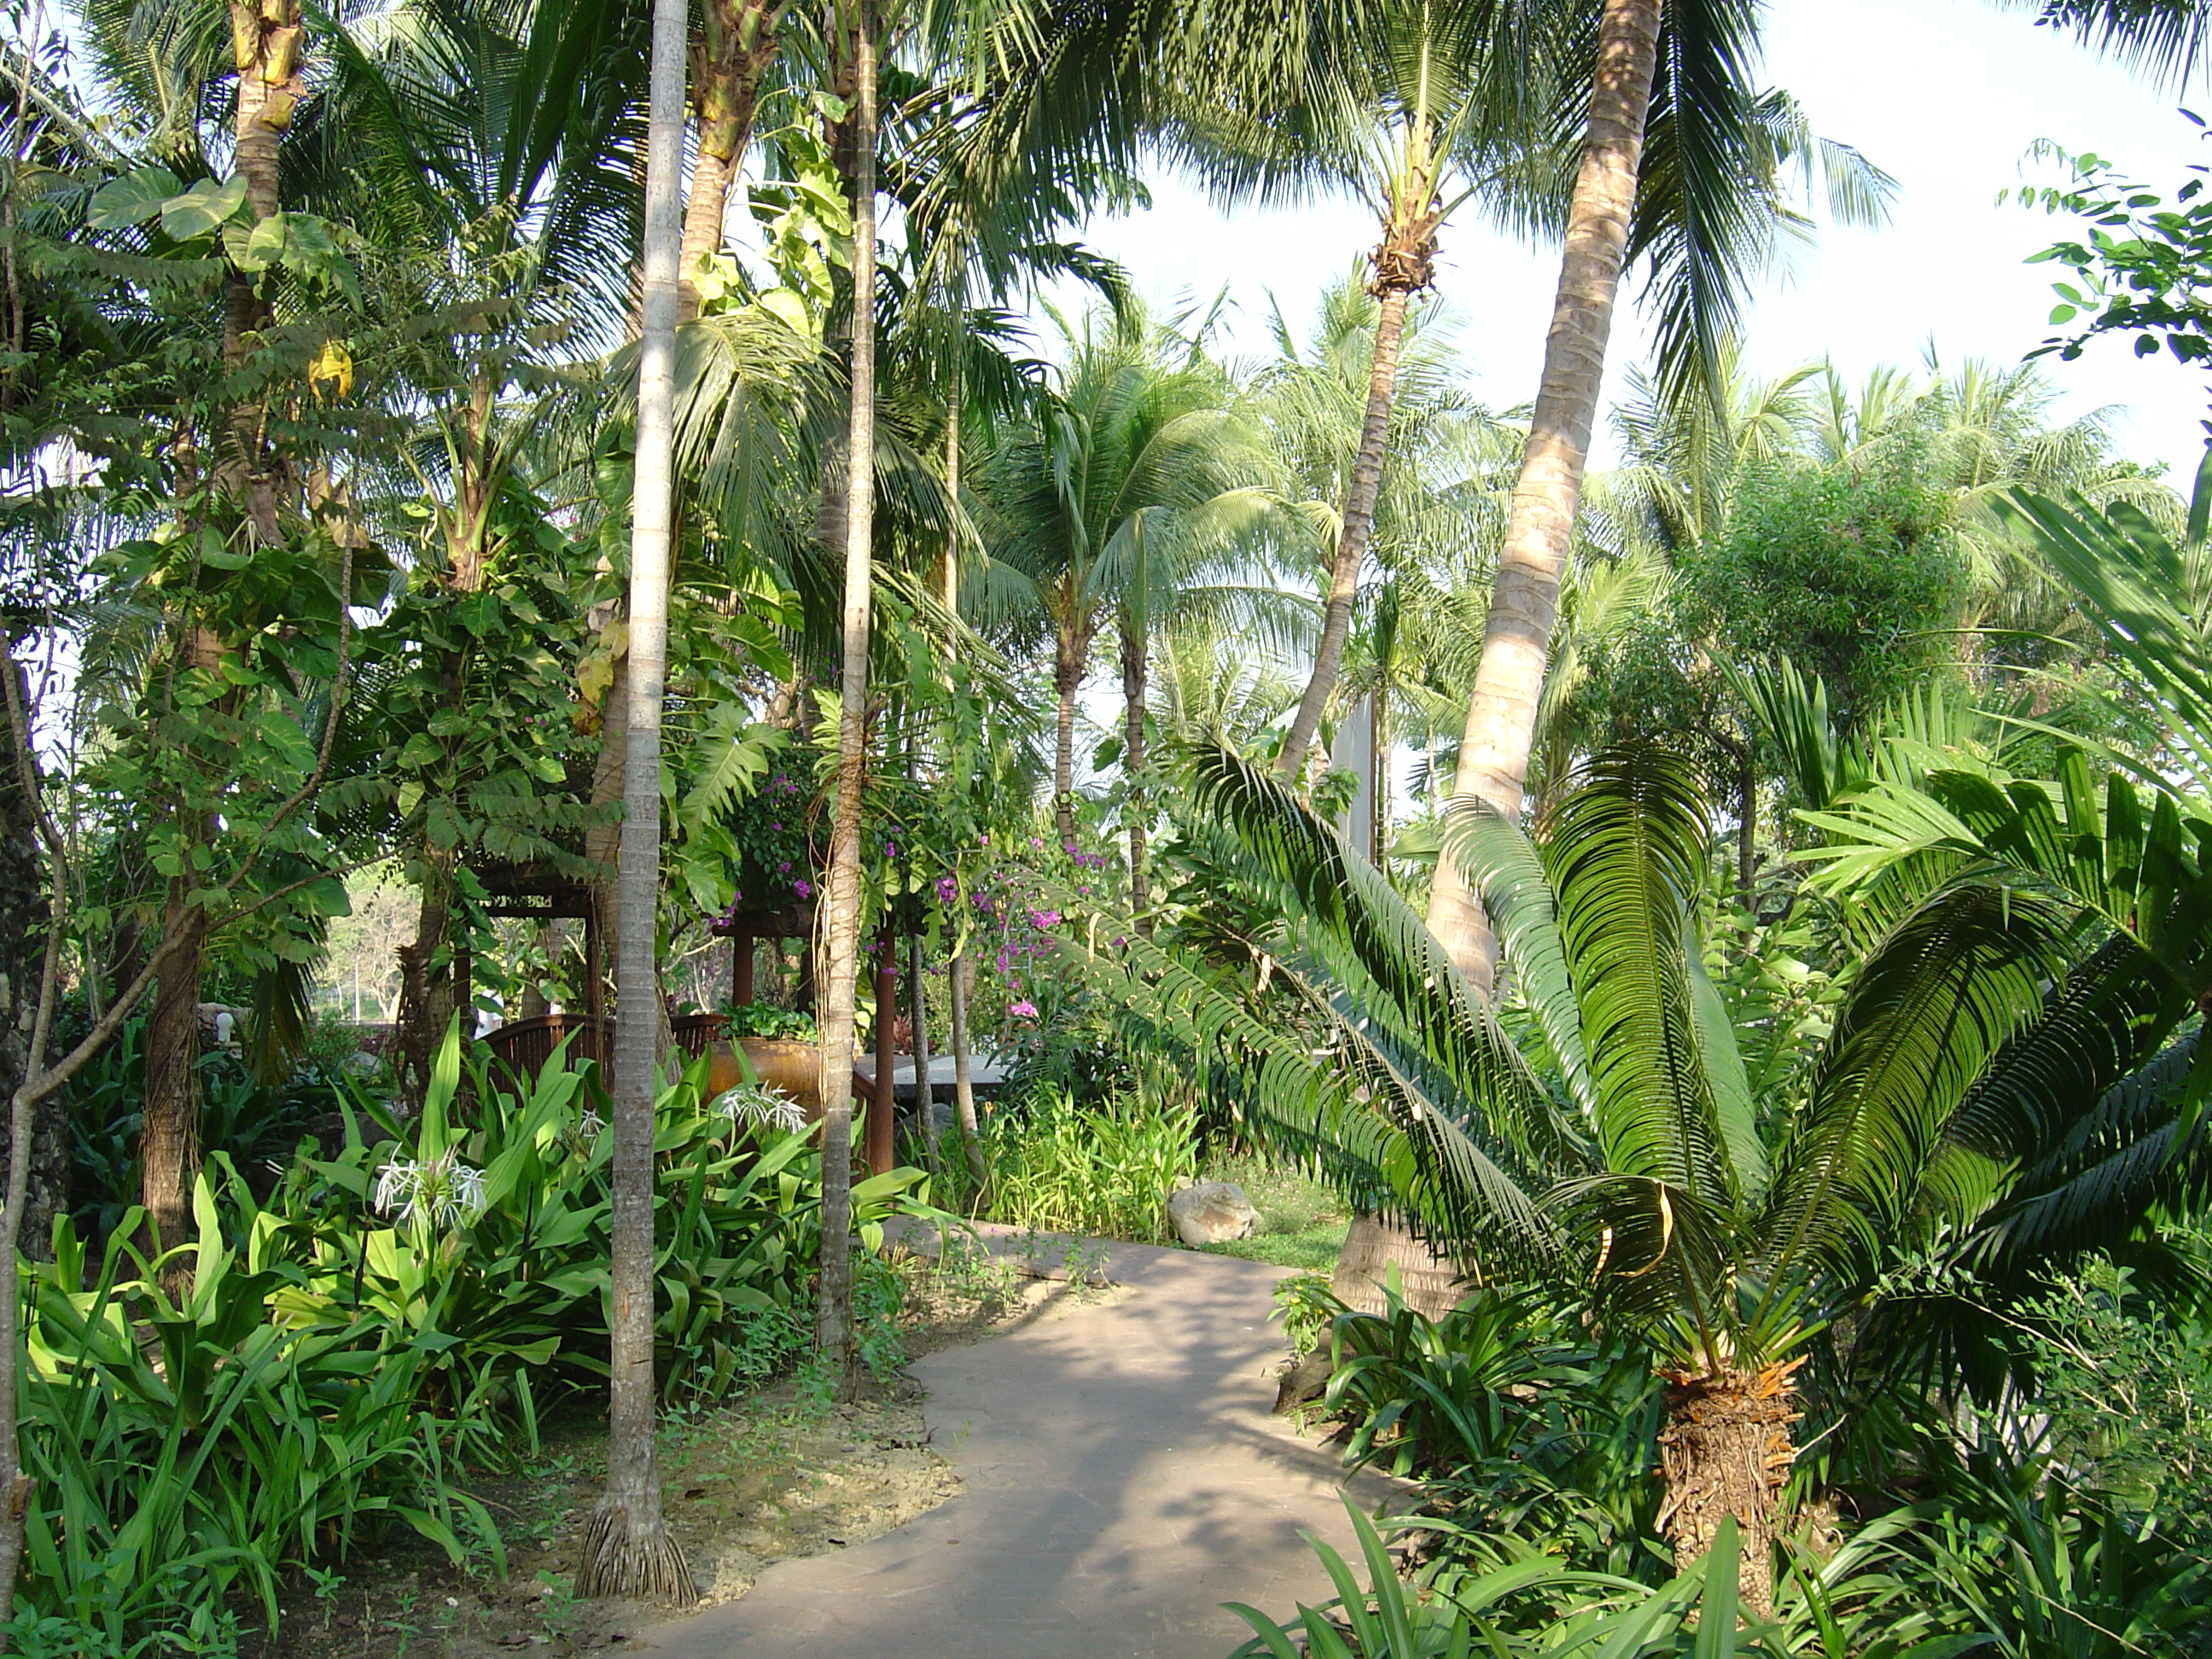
[635,1226,1395,1659]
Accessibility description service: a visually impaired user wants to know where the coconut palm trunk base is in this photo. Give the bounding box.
[1656,1359,1802,1617]
[1330,1212,1467,1320]
[575,1499,699,1604]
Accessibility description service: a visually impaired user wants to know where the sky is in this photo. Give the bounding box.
[1034,0,2212,485]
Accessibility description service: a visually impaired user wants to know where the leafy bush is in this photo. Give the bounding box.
[719,1002,818,1041]
[1313,1286,1669,1584]
[968,1084,1197,1243]
[65,1016,348,1243]
[1895,1453,2212,1659]
[273,1029,928,1429]
[19,1173,499,1652]
[1229,1505,1772,1659]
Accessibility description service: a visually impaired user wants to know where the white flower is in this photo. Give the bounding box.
[577,1108,608,1142]
[713,1086,806,1135]
[373,1150,489,1230]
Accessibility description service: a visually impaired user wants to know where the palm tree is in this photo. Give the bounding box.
[1093,739,2212,1614]
[1423,0,1666,989]
[678,0,784,320]
[1251,278,1519,843]
[812,0,882,1388]
[574,0,695,1604]
[987,307,1279,851]
[1217,0,1564,780]
[1430,0,2212,987]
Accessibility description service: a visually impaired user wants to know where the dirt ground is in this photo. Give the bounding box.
[243,1253,1118,1659]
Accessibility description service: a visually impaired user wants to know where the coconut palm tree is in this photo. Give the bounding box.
[574,0,696,1604]
[1430,0,2212,987]
[1091,737,2212,1614]
[1251,277,1520,846]
[986,307,1282,851]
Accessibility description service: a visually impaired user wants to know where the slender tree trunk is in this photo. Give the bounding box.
[1278,286,1414,779]
[1426,0,1664,991]
[1657,1359,1801,1618]
[0,690,60,1258]
[223,0,303,545]
[1736,737,1756,899]
[576,0,695,1604]
[678,0,782,322]
[946,948,985,1190]
[815,0,879,1392]
[908,934,937,1161]
[142,895,206,1256]
[1052,644,1081,851]
[1120,618,1151,935]
[393,853,457,1103]
[142,0,307,1265]
[938,382,987,1194]
[1370,687,1389,867]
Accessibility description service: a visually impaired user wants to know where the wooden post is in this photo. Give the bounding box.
[867,928,898,1174]
[731,931,754,1007]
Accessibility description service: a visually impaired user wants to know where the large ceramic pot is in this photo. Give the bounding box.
[733,1038,824,1121]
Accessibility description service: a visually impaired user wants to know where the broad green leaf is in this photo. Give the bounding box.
[87,166,183,230]
[160,175,249,242]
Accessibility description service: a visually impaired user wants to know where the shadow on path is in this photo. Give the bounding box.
[636,1226,1395,1659]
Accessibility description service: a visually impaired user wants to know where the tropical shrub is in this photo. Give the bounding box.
[1317,1288,1668,1583]
[962,1083,1198,1243]
[65,1016,348,1243]
[273,1029,929,1428]
[19,1173,499,1651]
[1082,740,2212,1610]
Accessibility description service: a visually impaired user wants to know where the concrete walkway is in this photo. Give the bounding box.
[636,1228,1393,1659]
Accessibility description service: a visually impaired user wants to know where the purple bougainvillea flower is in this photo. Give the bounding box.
[778,861,791,872]
[1009,999,1038,1019]
[1028,909,1060,928]
[795,880,812,898]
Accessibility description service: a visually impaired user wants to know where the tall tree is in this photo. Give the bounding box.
[1425,0,1662,990]
[575,0,695,1603]
[988,308,1277,849]
[678,0,784,321]
[814,0,881,1385]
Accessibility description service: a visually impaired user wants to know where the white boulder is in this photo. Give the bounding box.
[1167,1180,1257,1247]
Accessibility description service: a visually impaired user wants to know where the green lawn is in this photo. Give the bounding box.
[1193,1153,1348,1272]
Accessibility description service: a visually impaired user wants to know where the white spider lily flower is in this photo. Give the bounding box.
[713,1086,806,1135]
[373,1150,489,1230]
[577,1108,608,1142]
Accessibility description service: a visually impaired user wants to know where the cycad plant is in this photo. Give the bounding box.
[1096,740,2212,1613]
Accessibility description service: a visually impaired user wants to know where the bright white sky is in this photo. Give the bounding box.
[1035,0,2212,485]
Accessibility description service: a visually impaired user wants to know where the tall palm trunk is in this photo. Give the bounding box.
[223,0,302,545]
[1119,616,1150,933]
[1052,637,1083,849]
[939,385,987,1191]
[575,0,694,1604]
[1425,0,1663,994]
[142,896,207,1254]
[1277,152,1439,781]
[677,0,782,322]
[815,0,879,1390]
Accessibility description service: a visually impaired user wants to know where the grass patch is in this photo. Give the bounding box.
[1195,1153,1349,1272]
